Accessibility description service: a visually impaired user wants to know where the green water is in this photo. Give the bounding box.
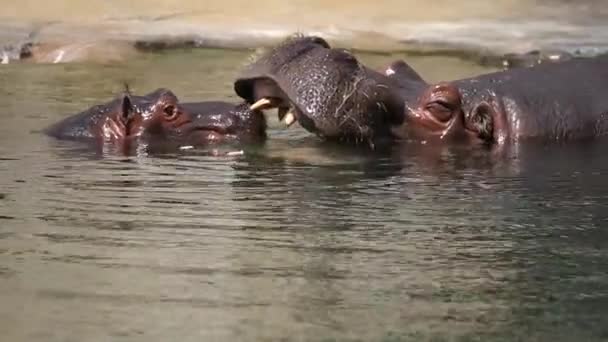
[1,50,608,341]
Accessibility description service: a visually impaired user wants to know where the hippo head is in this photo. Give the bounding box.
[234,35,501,147]
[234,35,406,146]
[118,89,265,145]
[100,88,183,141]
[99,88,216,144]
[47,88,266,149]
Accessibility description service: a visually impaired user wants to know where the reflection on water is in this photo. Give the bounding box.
[1,50,608,341]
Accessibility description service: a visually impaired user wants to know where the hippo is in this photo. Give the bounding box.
[45,88,266,150]
[234,35,608,148]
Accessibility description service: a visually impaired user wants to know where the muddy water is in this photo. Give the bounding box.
[1,50,608,341]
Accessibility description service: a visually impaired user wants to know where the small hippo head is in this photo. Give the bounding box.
[99,88,193,142]
[46,88,266,149]
[178,101,267,145]
[105,88,267,146]
[234,35,406,146]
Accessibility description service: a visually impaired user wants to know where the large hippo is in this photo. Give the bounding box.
[234,35,608,148]
[45,88,266,150]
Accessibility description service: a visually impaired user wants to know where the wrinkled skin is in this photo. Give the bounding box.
[235,35,608,148]
[45,89,266,150]
[235,36,403,146]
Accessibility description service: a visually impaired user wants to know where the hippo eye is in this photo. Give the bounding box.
[163,104,178,120]
[425,100,454,122]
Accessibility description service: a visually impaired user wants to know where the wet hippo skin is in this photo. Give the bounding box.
[235,35,608,148]
[45,88,266,150]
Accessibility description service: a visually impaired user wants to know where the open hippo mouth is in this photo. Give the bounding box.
[234,35,404,145]
[247,84,299,129]
[233,36,334,134]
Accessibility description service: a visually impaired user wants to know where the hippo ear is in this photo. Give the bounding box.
[384,60,425,84]
[120,94,133,121]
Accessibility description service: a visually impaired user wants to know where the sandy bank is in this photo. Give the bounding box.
[2,0,607,57]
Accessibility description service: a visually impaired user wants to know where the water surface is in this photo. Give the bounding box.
[1,50,608,341]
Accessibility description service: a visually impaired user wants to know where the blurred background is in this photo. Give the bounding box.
[2,0,607,57]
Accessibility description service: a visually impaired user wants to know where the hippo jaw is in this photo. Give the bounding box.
[179,103,267,145]
[234,35,405,146]
[235,77,322,136]
[241,78,302,129]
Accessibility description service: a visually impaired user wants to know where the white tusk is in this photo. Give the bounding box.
[283,111,296,126]
[250,98,272,110]
[226,150,244,156]
[53,50,65,64]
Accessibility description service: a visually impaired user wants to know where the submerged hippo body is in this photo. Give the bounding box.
[235,35,608,148]
[45,89,266,150]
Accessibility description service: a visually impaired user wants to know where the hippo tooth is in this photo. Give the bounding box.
[250,98,273,110]
[53,50,66,64]
[283,112,296,126]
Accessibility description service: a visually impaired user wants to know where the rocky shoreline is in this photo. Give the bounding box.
[1,13,606,67]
